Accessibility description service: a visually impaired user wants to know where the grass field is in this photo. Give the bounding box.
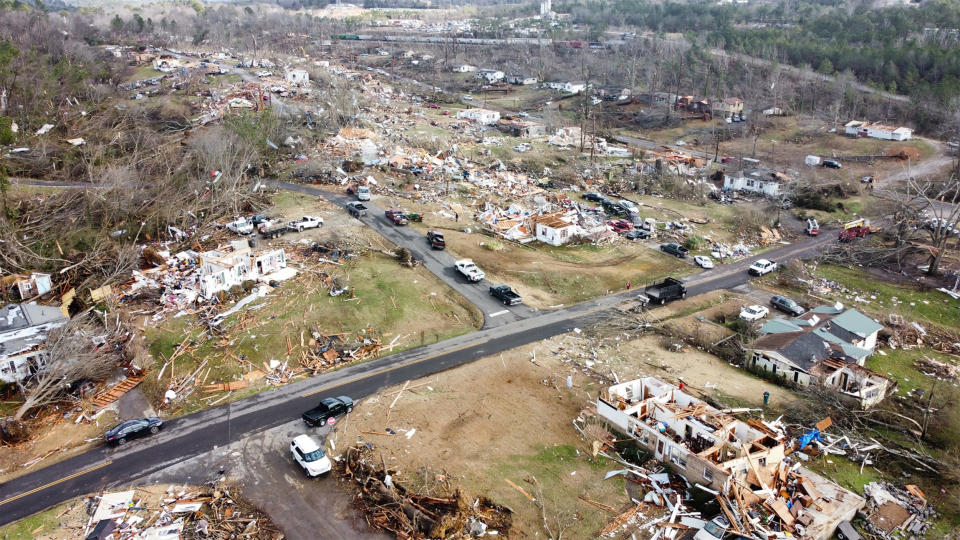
[143,254,482,414]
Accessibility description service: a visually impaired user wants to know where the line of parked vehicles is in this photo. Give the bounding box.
[224,214,323,238]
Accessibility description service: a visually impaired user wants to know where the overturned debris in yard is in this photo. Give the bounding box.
[338,443,513,538]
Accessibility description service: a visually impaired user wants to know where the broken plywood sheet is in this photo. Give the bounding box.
[870,501,911,533]
[767,498,795,527]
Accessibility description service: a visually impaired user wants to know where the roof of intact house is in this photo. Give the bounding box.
[0,303,69,358]
[752,306,881,369]
[831,309,883,338]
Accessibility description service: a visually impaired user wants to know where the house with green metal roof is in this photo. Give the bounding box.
[747,305,893,408]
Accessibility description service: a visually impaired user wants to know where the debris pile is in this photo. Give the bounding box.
[77,485,281,540]
[862,482,937,538]
[339,443,513,538]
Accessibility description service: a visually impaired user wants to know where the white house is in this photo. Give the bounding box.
[508,74,538,85]
[476,69,505,83]
[198,241,287,298]
[722,169,786,197]
[453,64,476,73]
[152,55,180,72]
[0,303,69,383]
[285,69,310,85]
[534,214,577,246]
[844,120,913,141]
[748,305,891,408]
[456,108,501,125]
[544,81,587,94]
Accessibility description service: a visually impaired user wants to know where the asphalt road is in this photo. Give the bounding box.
[0,225,833,525]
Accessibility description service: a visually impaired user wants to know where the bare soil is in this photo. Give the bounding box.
[339,318,797,537]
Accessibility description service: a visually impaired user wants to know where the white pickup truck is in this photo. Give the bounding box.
[226,218,253,235]
[748,259,778,276]
[287,216,323,232]
[455,259,485,282]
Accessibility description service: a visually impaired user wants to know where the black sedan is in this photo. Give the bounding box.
[104,417,163,446]
[582,192,605,203]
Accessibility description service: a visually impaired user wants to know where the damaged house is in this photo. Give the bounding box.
[0,303,69,383]
[533,213,577,246]
[198,241,287,299]
[456,108,501,125]
[596,377,865,539]
[748,306,893,408]
[722,169,788,197]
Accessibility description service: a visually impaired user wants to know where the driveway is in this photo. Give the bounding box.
[142,419,388,540]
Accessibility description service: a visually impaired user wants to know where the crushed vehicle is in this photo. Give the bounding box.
[489,285,522,305]
[644,277,686,305]
[287,216,323,232]
[427,230,446,249]
[302,396,354,427]
[346,201,368,217]
[455,259,485,282]
[659,243,689,258]
[385,208,409,226]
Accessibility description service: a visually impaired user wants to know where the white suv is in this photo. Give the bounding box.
[291,434,332,477]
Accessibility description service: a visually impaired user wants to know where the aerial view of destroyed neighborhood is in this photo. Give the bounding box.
[1,0,960,539]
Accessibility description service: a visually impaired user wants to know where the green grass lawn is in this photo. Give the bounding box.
[813,265,960,332]
[865,347,957,396]
[0,501,72,539]
[144,254,481,415]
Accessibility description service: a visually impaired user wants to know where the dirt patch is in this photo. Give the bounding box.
[339,320,796,537]
[0,408,119,485]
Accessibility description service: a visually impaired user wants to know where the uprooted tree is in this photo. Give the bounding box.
[13,312,124,421]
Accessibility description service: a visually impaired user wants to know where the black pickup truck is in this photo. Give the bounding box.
[644,277,687,305]
[489,285,522,306]
[659,243,689,258]
[427,231,446,250]
[302,396,354,427]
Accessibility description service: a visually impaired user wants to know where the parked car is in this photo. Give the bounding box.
[823,159,842,169]
[693,255,714,269]
[748,259,778,276]
[346,202,368,218]
[739,304,770,321]
[770,294,805,316]
[427,230,446,249]
[607,219,633,233]
[489,285,522,306]
[290,434,332,477]
[385,208,409,225]
[624,229,651,240]
[582,192,605,203]
[302,396,354,427]
[356,186,371,201]
[104,417,163,446]
[225,218,254,235]
[618,199,639,213]
[659,243,689,258]
[288,216,323,232]
[455,259,485,282]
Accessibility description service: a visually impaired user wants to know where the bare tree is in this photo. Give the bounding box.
[14,313,122,420]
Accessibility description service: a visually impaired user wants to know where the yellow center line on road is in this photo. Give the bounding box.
[0,460,113,507]
[299,338,492,398]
